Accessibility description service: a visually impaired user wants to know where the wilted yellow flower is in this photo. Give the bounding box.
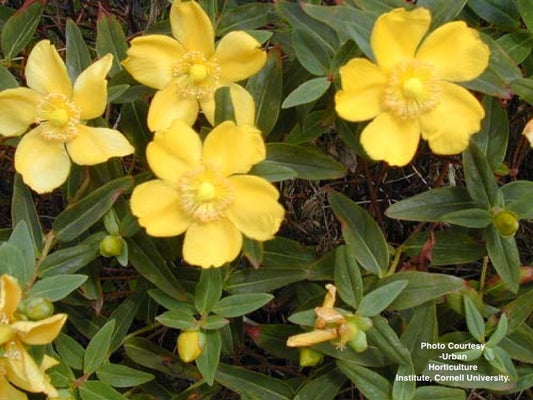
[122,0,266,130]
[335,8,490,166]
[0,275,67,398]
[0,40,134,193]
[130,119,284,268]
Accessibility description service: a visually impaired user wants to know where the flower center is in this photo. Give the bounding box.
[384,60,441,119]
[178,166,234,222]
[35,93,81,141]
[172,51,221,100]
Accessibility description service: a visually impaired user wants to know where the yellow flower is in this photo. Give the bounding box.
[522,117,533,147]
[130,119,284,268]
[0,275,67,398]
[335,8,490,166]
[122,0,266,131]
[0,40,134,194]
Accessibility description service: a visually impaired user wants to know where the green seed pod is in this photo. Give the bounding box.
[299,347,324,367]
[492,211,519,238]
[347,329,368,353]
[99,235,124,257]
[177,330,205,363]
[23,297,54,320]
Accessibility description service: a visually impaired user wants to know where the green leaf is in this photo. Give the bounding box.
[516,0,533,32]
[53,176,133,242]
[294,369,346,400]
[249,161,297,182]
[503,287,533,333]
[487,314,508,347]
[0,242,26,283]
[96,363,154,388]
[148,289,196,313]
[216,363,294,400]
[417,0,467,27]
[496,32,533,64]
[55,333,85,370]
[484,225,520,293]
[334,245,363,308]
[358,281,408,317]
[96,10,128,75]
[282,77,330,108]
[0,63,18,89]
[265,143,345,180]
[292,28,331,75]
[1,1,43,59]
[467,0,520,28]
[212,294,273,318]
[464,297,485,342]
[441,208,492,228]
[242,237,264,268]
[500,180,533,203]
[109,295,143,352]
[118,100,151,162]
[8,221,35,286]
[463,142,499,208]
[286,110,329,144]
[38,243,99,277]
[393,363,416,400]
[27,274,87,301]
[329,192,388,277]
[386,187,475,222]
[65,19,91,81]
[337,360,391,400]
[510,77,533,106]
[12,174,43,253]
[79,381,128,400]
[201,315,230,330]
[195,268,223,315]
[500,325,533,363]
[156,310,196,330]
[196,330,221,386]
[84,320,116,374]
[225,267,307,294]
[214,86,236,125]
[218,3,277,35]
[413,386,466,400]
[367,316,412,365]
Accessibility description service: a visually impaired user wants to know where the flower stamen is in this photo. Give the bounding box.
[172,51,221,100]
[35,93,81,142]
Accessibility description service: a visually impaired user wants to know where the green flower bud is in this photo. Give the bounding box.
[99,235,124,257]
[492,211,519,238]
[22,297,54,320]
[299,347,324,367]
[348,329,368,353]
[348,315,373,331]
[177,330,205,363]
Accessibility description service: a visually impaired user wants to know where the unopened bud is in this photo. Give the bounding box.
[493,211,519,238]
[99,235,124,257]
[177,330,205,363]
[299,347,324,367]
[348,329,368,353]
[21,297,54,320]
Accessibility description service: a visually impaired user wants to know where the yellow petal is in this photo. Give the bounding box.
[147,84,199,131]
[0,375,28,400]
[12,314,67,345]
[226,175,284,241]
[14,127,71,194]
[360,112,420,166]
[0,274,22,319]
[122,35,184,90]
[335,58,387,122]
[420,81,484,154]
[170,0,214,56]
[202,121,265,176]
[130,180,192,237]
[215,31,266,82]
[183,219,242,268]
[25,40,72,97]
[286,329,338,347]
[0,88,41,137]
[371,8,430,72]
[146,119,202,185]
[71,54,113,120]
[416,21,490,82]
[40,355,59,371]
[199,82,256,127]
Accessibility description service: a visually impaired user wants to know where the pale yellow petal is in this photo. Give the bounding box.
[200,82,256,127]
[202,121,265,176]
[146,120,202,185]
[183,219,242,268]
[226,175,284,241]
[130,180,192,237]
[0,376,27,400]
[0,88,41,137]
[14,127,71,194]
[0,274,22,319]
[371,8,431,71]
[12,314,67,345]
[360,112,420,166]
[420,82,484,154]
[215,31,266,82]
[122,35,184,89]
[25,40,72,97]
[71,54,113,120]
[335,58,387,122]
[66,125,133,165]
[147,84,199,131]
[170,0,214,56]
[40,355,59,371]
[286,328,338,347]
[416,21,490,82]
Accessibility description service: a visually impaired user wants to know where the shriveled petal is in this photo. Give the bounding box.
[67,125,134,165]
[25,40,72,97]
[0,376,27,400]
[130,180,192,237]
[0,275,22,319]
[0,88,41,137]
[200,82,256,127]
[170,0,214,56]
[146,120,202,185]
[12,314,67,345]
[72,54,113,120]
[183,219,242,268]
[416,21,490,82]
[147,84,199,131]
[286,328,338,347]
[371,8,430,72]
[14,128,71,194]
[202,121,265,176]
[215,31,266,82]
[360,112,420,166]
[122,35,184,89]
[226,175,284,241]
[420,82,484,154]
[335,58,387,122]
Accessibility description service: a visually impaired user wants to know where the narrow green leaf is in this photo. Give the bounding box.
[242,237,264,268]
[12,174,43,253]
[281,77,330,109]
[413,386,466,400]
[109,295,143,352]
[8,221,35,286]
[358,281,408,317]
[0,64,18,89]
[225,268,307,294]
[496,32,533,64]
[393,363,416,400]
[441,208,492,228]
[0,242,26,282]
[214,86,236,125]
[96,363,154,388]
[484,225,520,293]
[1,1,43,59]
[463,141,499,208]
[27,275,87,302]
[249,161,297,182]
[201,315,230,330]
[84,319,116,374]
[468,0,520,28]
[292,28,331,75]
[510,77,533,106]
[66,19,91,81]
[503,287,533,333]
[196,330,221,386]
[156,310,196,330]
[487,314,508,347]
[55,333,85,370]
[464,297,485,342]
[195,268,223,315]
[148,289,196,313]
[119,100,151,162]
[79,380,128,400]
[367,316,412,365]
[294,369,346,400]
[218,3,277,35]
[417,0,467,27]
[96,10,128,75]
[337,360,391,400]
[212,294,273,318]
[38,244,99,277]
[334,245,363,308]
[516,0,533,31]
